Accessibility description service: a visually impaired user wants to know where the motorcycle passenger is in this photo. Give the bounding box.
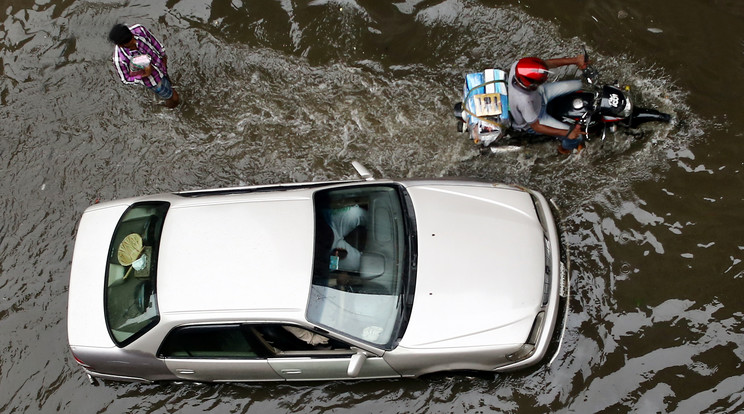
[507,55,588,152]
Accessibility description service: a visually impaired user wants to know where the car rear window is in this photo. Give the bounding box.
[104,202,169,346]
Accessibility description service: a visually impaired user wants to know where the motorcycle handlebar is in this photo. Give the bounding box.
[581,45,599,84]
[583,66,599,85]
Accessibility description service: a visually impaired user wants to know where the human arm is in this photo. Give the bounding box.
[334,241,362,273]
[283,326,329,346]
[330,205,367,238]
[530,121,585,140]
[545,54,587,70]
[112,48,142,84]
[140,64,153,78]
[129,25,166,58]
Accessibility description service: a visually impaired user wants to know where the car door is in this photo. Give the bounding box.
[248,324,400,381]
[158,324,283,382]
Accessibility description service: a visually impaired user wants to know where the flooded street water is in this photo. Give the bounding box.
[1,0,743,412]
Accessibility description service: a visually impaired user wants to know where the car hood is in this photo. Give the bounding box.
[399,184,545,349]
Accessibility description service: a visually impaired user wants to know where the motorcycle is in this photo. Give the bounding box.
[452,51,672,152]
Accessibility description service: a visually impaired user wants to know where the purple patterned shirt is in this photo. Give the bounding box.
[112,24,167,88]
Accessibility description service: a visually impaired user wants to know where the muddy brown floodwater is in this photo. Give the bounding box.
[1,0,743,413]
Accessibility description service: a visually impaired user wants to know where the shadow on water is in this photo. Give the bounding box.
[1,0,742,413]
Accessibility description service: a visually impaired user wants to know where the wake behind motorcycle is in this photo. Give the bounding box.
[453,54,672,152]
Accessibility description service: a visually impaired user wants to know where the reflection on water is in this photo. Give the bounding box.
[1,0,742,413]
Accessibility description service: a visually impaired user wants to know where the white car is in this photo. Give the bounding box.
[68,164,569,383]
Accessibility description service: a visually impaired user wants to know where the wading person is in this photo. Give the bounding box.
[109,24,180,108]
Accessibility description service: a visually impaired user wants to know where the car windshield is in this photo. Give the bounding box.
[307,184,413,349]
[104,202,168,346]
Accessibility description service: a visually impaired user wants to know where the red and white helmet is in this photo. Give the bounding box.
[514,57,549,90]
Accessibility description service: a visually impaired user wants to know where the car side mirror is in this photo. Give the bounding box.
[347,349,368,377]
[352,161,375,181]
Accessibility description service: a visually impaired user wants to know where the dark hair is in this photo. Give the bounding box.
[109,24,133,45]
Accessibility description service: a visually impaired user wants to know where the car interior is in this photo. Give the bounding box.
[307,185,407,348]
[105,202,168,345]
[157,323,353,359]
[312,185,401,295]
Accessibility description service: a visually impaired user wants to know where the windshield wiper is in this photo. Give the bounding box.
[391,187,417,345]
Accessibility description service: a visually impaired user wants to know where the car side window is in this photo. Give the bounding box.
[158,324,259,359]
[248,324,353,356]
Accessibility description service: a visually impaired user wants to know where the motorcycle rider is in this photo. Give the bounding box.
[507,54,588,152]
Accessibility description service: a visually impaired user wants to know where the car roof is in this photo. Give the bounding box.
[156,190,316,317]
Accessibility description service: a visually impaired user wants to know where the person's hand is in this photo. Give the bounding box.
[132,65,152,79]
[332,248,348,259]
[566,124,586,140]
